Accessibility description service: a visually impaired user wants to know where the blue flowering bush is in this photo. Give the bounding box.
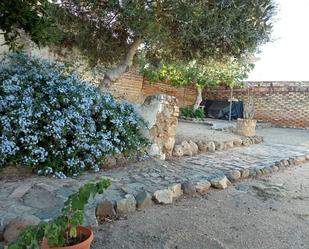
[0,53,148,177]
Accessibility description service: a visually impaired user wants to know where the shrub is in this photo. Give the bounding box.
[180,106,206,119]
[0,53,148,177]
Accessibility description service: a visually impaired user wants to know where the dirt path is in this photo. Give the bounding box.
[92,162,309,249]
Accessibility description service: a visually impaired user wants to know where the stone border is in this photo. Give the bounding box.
[94,154,309,222]
[172,136,264,157]
[1,154,309,245]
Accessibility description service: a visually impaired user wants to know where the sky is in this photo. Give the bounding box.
[248,0,309,81]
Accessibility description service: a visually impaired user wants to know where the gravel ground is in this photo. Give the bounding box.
[256,127,309,147]
[175,121,241,144]
[92,162,309,249]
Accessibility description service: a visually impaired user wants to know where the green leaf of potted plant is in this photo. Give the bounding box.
[8,179,111,249]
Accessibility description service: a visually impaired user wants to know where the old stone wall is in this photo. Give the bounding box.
[135,94,179,160]
[204,82,309,128]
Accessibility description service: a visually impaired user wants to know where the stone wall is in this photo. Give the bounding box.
[204,82,309,128]
[135,94,179,160]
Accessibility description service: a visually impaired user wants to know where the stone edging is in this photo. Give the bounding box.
[172,136,263,157]
[94,154,309,223]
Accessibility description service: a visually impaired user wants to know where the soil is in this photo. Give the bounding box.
[175,121,241,144]
[92,163,309,249]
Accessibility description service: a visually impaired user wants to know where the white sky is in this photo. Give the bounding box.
[248,0,309,81]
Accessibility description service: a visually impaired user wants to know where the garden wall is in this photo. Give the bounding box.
[204,82,309,128]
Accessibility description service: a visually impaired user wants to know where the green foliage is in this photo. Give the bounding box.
[180,106,206,119]
[9,178,111,249]
[140,57,254,88]
[48,0,275,66]
[0,0,60,50]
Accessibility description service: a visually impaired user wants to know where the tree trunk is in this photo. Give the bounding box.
[193,86,203,111]
[99,38,143,91]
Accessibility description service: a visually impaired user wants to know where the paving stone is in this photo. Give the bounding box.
[226,170,241,182]
[181,181,196,195]
[153,189,173,204]
[8,183,32,199]
[116,194,136,215]
[210,176,230,190]
[195,180,211,193]
[96,200,116,220]
[135,191,153,209]
[3,215,40,243]
[22,186,57,209]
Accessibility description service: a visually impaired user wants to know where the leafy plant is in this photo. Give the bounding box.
[8,178,111,249]
[180,106,206,119]
[0,53,148,177]
[0,0,59,50]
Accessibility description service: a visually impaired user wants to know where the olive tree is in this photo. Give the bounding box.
[1,0,275,92]
[50,0,275,90]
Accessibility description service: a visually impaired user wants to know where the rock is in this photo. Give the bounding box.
[182,141,193,156]
[240,169,250,178]
[195,180,211,193]
[254,168,263,176]
[210,176,230,190]
[188,140,199,155]
[306,155,309,160]
[249,169,257,177]
[153,189,173,204]
[196,141,208,153]
[173,144,184,157]
[261,167,271,174]
[181,181,196,195]
[226,170,241,182]
[208,142,216,152]
[168,184,183,200]
[287,159,295,166]
[296,156,306,164]
[242,138,251,146]
[214,141,224,151]
[233,139,243,147]
[114,153,127,166]
[4,215,41,243]
[116,194,136,215]
[281,159,289,167]
[224,141,234,150]
[271,165,279,172]
[96,200,116,220]
[135,191,153,209]
[104,156,117,168]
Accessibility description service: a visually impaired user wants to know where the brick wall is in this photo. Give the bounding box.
[204,82,309,128]
[113,70,197,107]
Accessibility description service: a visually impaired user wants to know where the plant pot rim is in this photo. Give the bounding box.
[41,226,94,249]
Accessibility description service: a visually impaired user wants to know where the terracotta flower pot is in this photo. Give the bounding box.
[41,226,94,249]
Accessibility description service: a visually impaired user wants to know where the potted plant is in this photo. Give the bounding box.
[236,91,257,137]
[8,179,111,249]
